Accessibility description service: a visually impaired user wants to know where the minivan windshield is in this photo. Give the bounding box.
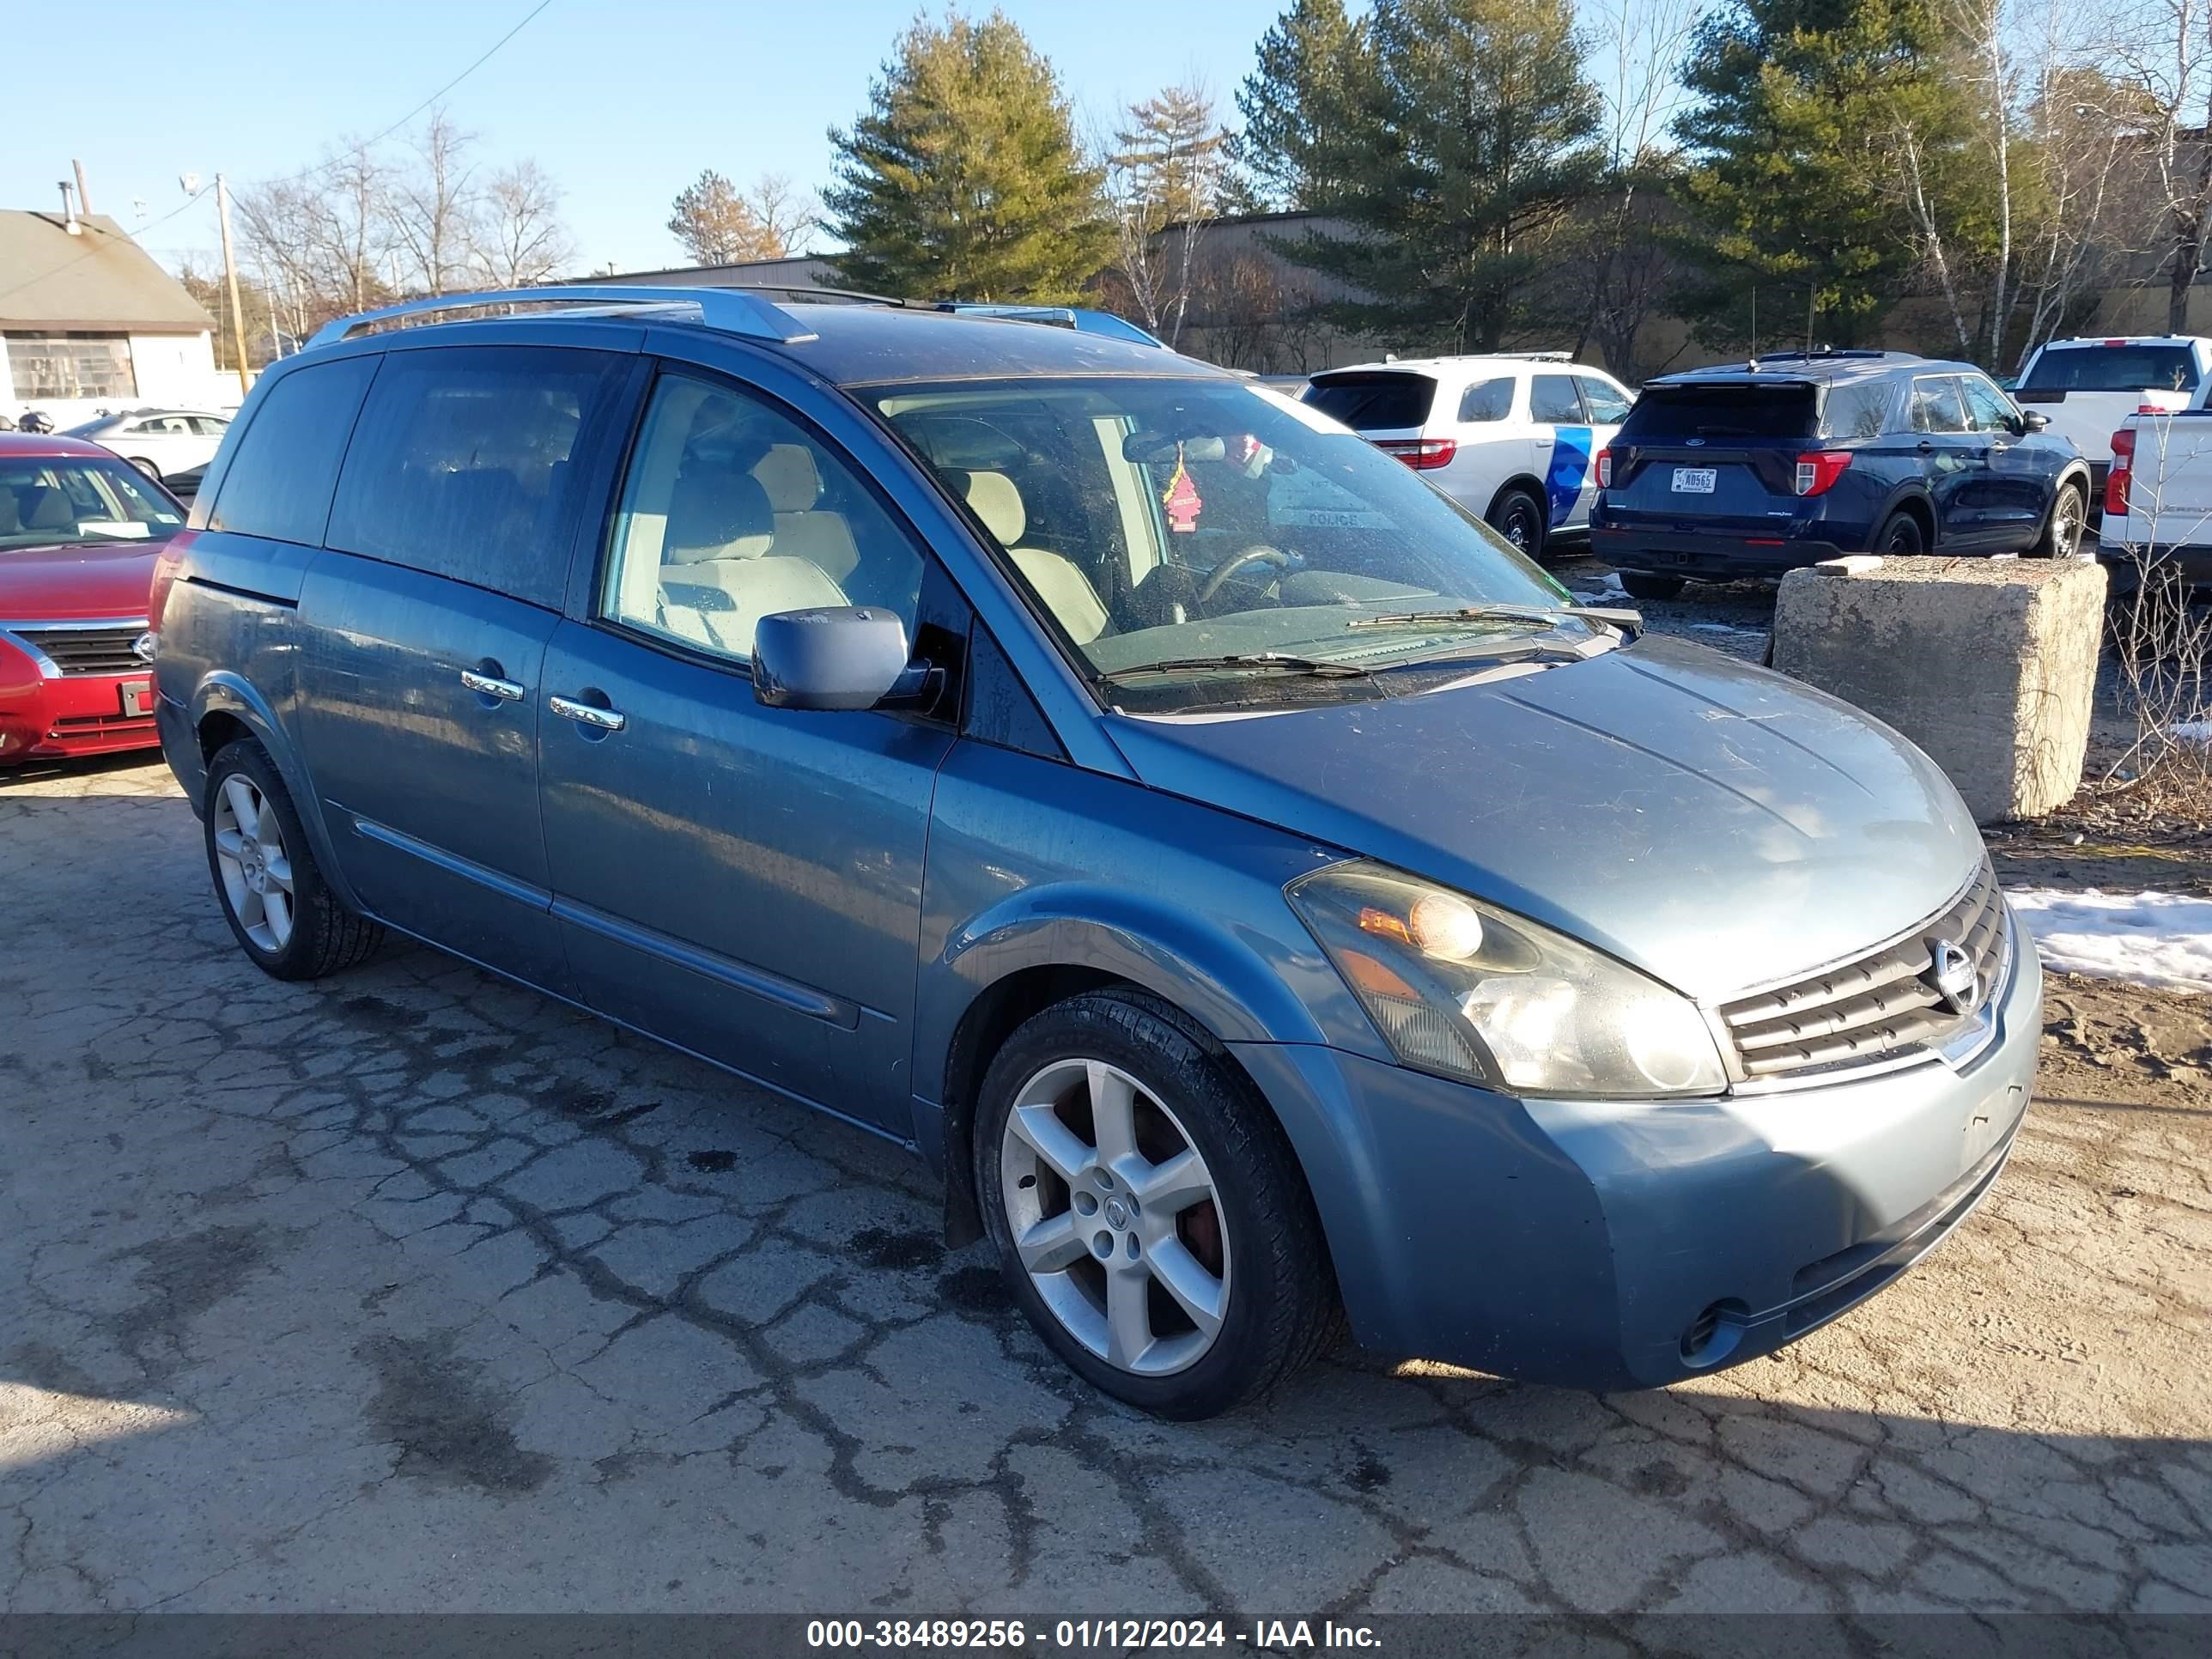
[1,455,184,550]
[867,376,1589,712]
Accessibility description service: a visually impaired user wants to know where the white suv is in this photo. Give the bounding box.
[1300,355,1635,558]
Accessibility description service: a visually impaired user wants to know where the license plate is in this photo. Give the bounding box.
[1672,467,1717,494]
[120,680,152,717]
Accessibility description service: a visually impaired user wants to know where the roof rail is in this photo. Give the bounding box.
[305,284,819,350]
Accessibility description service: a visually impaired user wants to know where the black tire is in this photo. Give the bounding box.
[974,988,1339,1419]
[1618,571,1686,601]
[2027,482,2086,560]
[204,738,383,980]
[1875,510,1927,556]
[1486,487,1548,561]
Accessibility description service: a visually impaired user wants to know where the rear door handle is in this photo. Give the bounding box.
[459,669,526,702]
[550,694,625,732]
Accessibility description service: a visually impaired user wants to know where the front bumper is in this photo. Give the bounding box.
[0,638,159,765]
[1231,911,2042,1389]
[1590,526,1850,580]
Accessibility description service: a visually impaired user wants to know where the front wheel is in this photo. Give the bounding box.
[1618,571,1686,601]
[975,989,1338,1419]
[2027,483,2085,559]
[204,738,384,980]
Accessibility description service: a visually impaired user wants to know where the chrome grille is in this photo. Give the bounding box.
[1719,862,2006,1080]
[13,625,146,676]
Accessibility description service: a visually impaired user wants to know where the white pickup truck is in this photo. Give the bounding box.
[2100,381,2212,589]
[2014,336,2208,506]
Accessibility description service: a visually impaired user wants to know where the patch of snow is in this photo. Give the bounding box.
[2172,720,2212,744]
[1689,623,1765,635]
[1600,571,1626,592]
[2005,888,2212,994]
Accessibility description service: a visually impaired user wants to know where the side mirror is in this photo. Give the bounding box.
[752,606,924,711]
[2020,410,2049,433]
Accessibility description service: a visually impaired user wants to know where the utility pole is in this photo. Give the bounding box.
[214,174,252,396]
[72,159,94,219]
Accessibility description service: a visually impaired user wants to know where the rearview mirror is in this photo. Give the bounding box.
[752,606,915,712]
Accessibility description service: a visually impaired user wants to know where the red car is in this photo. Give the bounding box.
[0,433,186,765]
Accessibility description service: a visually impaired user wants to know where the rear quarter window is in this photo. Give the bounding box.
[1456,378,1513,422]
[1616,382,1818,441]
[1301,373,1437,431]
[1820,381,1893,440]
[325,345,623,609]
[208,356,380,546]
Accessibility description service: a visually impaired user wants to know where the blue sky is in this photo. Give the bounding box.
[3,0,1294,278]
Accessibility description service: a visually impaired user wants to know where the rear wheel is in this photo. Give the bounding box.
[204,738,383,980]
[1875,511,1927,556]
[2028,483,2085,559]
[975,988,1337,1419]
[1486,488,1547,560]
[1618,571,1686,601]
[128,456,161,481]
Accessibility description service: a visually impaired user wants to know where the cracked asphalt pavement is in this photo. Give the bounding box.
[3,756,2208,1615]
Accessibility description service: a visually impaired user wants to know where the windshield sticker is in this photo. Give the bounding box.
[79,521,153,539]
[1162,444,1203,532]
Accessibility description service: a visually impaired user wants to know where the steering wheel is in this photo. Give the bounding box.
[1195,544,1294,609]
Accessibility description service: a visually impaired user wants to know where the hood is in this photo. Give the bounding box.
[1105,636,1984,1002]
[0,538,164,621]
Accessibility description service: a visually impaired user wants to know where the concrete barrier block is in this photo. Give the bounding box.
[1771,556,2107,823]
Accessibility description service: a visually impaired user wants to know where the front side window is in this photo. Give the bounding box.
[1,456,184,550]
[6,333,136,401]
[870,376,1585,713]
[1575,376,1633,424]
[326,346,620,609]
[1910,378,1970,434]
[600,371,924,665]
[1457,379,1513,422]
[1960,376,2020,434]
[1528,374,1586,424]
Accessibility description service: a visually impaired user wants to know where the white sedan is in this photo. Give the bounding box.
[64,409,232,483]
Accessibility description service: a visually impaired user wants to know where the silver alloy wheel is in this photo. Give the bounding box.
[999,1057,1231,1377]
[212,775,295,953]
[2052,487,2083,556]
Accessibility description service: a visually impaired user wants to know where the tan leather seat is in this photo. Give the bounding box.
[660,472,847,657]
[753,443,861,586]
[959,471,1110,644]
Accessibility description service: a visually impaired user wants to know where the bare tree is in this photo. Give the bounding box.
[1573,0,1705,373]
[1103,82,1231,346]
[388,107,483,296]
[474,160,575,286]
[2113,0,2212,333]
[745,173,821,257]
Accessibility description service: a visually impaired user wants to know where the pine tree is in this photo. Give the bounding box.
[823,10,1109,301]
[1228,0,1367,211]
[1106,83,1231,343]
[666,169,785,266]
[1670,0,1972,349]
[1240,0,1607,352]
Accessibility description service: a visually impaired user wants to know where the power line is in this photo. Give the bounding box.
[0,0,556,307]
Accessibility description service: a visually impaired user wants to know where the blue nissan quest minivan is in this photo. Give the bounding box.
[150,288,2039,1418]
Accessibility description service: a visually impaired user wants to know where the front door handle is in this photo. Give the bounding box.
[550,694,626,732]
[460,669,526,702]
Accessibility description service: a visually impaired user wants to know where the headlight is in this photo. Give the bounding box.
[1286,862,1727,1099]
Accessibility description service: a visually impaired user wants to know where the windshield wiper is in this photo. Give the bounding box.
[1345,602,1644,636]
[1096,653,1374,684]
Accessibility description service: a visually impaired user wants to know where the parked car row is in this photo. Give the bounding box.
[1304,345,2104,597]
[117,283,2039,1420]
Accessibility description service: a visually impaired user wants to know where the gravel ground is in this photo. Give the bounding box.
[1,750,2206,1618]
